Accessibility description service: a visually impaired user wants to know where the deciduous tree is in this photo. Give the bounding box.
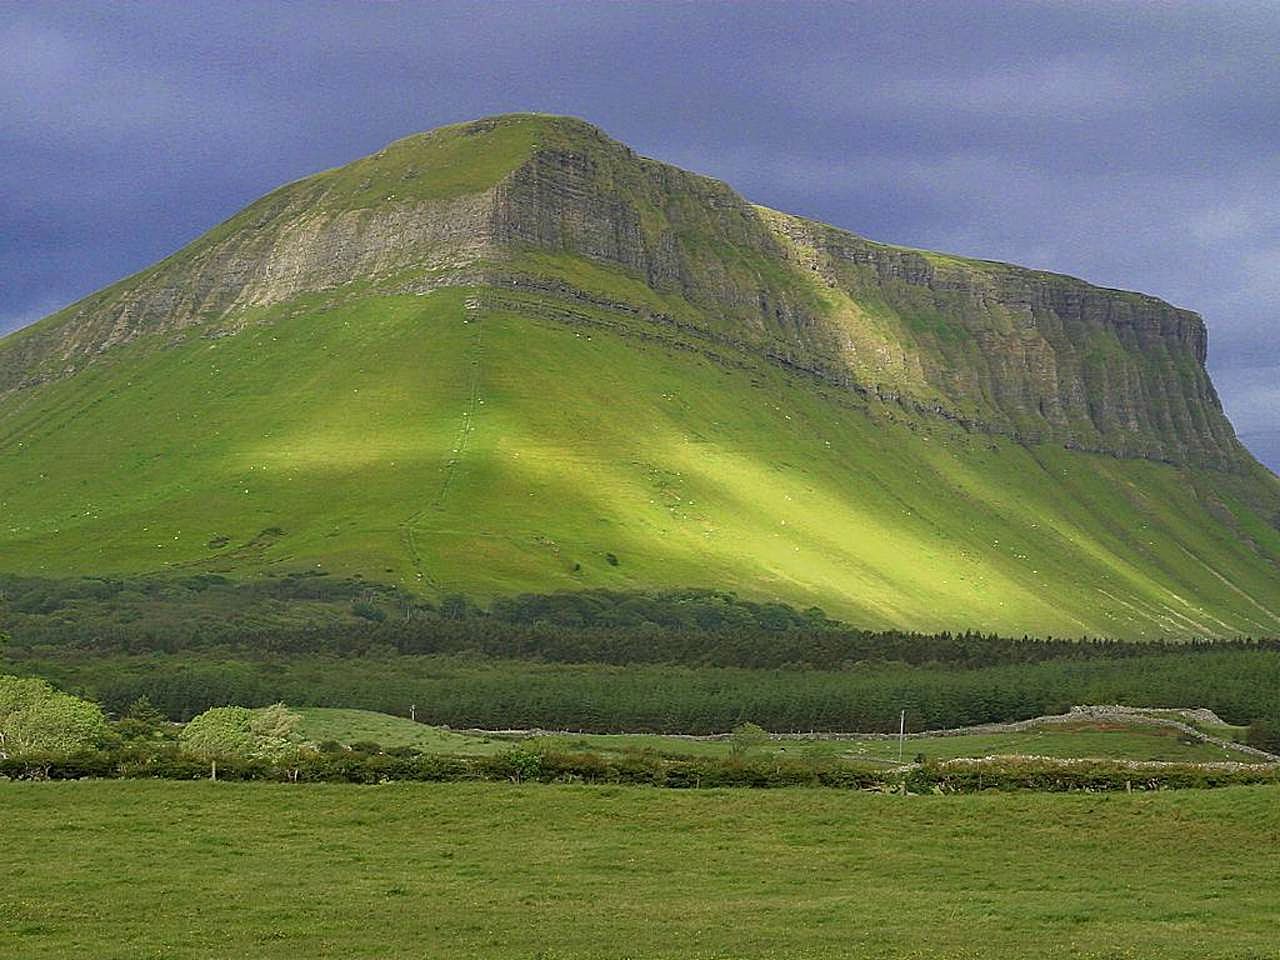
[180,702,304,779]
[0,675,108,758]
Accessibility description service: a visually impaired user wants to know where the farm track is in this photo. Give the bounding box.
[400,296,485,587]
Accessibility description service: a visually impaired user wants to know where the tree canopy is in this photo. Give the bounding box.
[180,702,302,764]
[0,675,107,757]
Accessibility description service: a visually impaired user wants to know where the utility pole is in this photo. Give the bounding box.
[898,709,906,763]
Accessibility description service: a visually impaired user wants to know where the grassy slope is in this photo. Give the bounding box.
[293,708,1259,764]
[4,781,1278,959]
[293,707,509,755]
[1,284,1277,638]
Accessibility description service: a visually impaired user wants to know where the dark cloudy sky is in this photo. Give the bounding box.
[3,2,1277,468]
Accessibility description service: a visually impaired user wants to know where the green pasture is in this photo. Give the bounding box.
[293,708,1261,765]
[293,707,509,755]
[531,725,1256,765]
[3,781,1277,959]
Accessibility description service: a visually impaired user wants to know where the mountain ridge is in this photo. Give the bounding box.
[1,113,1247,470]
[1,113,1276,638]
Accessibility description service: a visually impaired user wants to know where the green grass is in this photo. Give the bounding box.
[292,707,509,755]
[2,781,1277,959]
[3,113,1276,641]
[1,282,1277,639]
[304,113,549,210]
[290,708,1260,765]
[533,725,1257,765]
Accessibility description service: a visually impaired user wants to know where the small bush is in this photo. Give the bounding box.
[1245,720,1280,753]
[485,747,543,783]
[352,601,386,623]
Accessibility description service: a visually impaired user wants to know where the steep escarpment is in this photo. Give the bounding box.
[487,125,1241,467]
[487,128,1244,466]
[764,213,1240,466]
[1,114,1247,471]
[1,113,1276,638]
[490,125,826,342]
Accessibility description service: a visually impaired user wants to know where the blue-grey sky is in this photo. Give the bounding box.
[3,2,1277,469]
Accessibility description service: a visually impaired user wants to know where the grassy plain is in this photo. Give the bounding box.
[3,781,1277,959]
[294,707,509,755]
[294,708,1260,764]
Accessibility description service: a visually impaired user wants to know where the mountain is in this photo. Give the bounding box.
[1,113,1277,639]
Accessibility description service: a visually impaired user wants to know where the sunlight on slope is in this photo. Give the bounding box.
[1,289,1277,638]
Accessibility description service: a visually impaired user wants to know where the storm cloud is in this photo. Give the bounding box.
[2,2,1276,467]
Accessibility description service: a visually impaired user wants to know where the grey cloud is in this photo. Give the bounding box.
[0,1,1276,468]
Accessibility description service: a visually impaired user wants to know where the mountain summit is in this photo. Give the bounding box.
[2,114,1277,637]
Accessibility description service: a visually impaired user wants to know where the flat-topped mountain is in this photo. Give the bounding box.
[2,114,1276,638]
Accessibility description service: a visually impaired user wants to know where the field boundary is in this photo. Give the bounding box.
[461,704,1280,763]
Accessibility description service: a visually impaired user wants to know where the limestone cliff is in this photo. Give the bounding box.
[0,114,1251,470]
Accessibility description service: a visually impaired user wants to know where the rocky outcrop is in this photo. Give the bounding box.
[0,184,498,392]
[0,113,1252,470]
[765,213,1242,466]
[489,127,828,349]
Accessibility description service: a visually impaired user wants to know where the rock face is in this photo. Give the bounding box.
[0,113,1249,469]
[766,214,1239,466]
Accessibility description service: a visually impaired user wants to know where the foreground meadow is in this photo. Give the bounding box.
[4,781,1277,959]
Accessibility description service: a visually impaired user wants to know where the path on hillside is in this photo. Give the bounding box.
[401,295,485,587]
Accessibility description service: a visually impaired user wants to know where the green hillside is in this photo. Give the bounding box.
[1,114,1277,638]
[290,708,509,755]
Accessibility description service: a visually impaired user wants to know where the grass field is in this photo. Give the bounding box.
[294,708,1261,765]
[294,707,510,755]
[3,781,1277,959]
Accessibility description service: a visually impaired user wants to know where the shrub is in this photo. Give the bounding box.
[485,746,543,783]
[352,601,386,623]
[1246,720,1280,754]
[728,721,769,756]
[0,675,109,758]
